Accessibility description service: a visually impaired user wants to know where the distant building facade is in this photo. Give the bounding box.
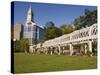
[24,6,45,45]
[14,24,23,40]
[37,26,45,43]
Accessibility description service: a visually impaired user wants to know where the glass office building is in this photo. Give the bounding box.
[24,6,45,45]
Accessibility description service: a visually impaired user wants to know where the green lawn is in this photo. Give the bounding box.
[14,53,97,73]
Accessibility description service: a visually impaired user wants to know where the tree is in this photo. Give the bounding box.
[44,21,62,41]
[74,16,86,29]
[73,9,97,30]
[44,21,55,29]
[44,26,62,40]
[15,38,29,52]
[60,24,75,34]
[84,9,97,26]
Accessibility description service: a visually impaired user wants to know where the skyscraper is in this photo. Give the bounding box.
[24,6,45,45]
[14,24,23,40]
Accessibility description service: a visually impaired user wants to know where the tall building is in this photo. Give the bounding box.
[14,24,23,40]
[37,26,45,43]
[24,6,45,45]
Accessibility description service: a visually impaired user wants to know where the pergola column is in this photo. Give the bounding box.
[88,41,92,55]
[29,45,33,53]
[58,45,61,55]
[55,47,58,54]
[84,44,88,54]
[50,47,53,55]
[69,43,73,56]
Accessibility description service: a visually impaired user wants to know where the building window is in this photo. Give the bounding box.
[28,26,31,32]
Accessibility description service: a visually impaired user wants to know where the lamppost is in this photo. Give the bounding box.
[13,38,16,52]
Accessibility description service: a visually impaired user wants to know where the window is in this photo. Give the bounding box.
[28,26,31,31]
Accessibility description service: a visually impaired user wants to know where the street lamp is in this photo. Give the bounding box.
[13,38,16,52]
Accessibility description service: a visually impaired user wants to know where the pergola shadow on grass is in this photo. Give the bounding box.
[14,53,97,74]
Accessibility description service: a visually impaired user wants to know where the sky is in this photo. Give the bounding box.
[13,1,97,27]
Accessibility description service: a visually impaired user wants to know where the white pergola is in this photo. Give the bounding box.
[36,23,97,56]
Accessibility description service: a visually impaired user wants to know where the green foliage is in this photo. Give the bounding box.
[60,24,75,34]
[44,26,62,40]
[44,21,75,41]
[73,16,86,29]
[84,9,97,26]
[44,21,55,29]
[44,21,62,41]
[15,38,29,52]
[14,53,97,73]
[73,9,97,30]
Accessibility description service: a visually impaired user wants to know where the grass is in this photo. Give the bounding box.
[14,53,97,73]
